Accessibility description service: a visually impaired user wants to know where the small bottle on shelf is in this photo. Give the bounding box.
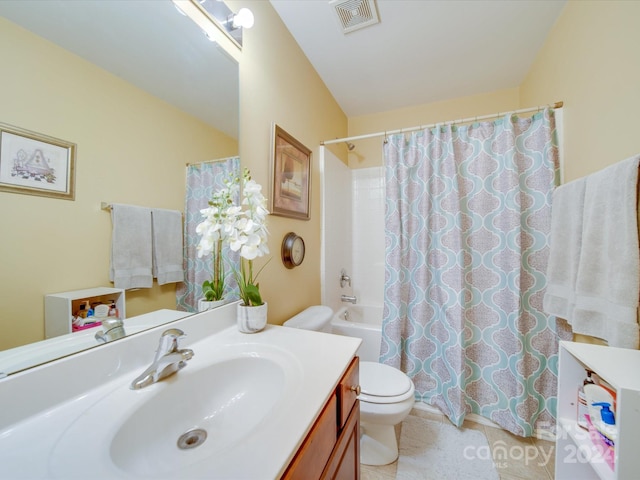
[76,303,88,319]
[577,369,595,429]
[108,300,119,318]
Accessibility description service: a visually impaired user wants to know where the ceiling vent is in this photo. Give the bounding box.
[330,0,380,34]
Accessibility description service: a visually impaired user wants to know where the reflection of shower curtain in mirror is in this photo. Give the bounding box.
[380,109,571,436]
[176,157,240,312]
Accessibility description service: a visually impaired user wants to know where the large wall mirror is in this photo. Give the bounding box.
[0,0,239,375]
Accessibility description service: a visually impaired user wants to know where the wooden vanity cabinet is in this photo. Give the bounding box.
[282,356,360,480]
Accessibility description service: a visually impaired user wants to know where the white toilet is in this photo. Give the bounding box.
[284,306,415,466]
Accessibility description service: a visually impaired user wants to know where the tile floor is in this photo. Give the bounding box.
[360,409,556,480]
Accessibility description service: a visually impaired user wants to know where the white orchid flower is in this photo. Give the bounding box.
[197,167,270,306]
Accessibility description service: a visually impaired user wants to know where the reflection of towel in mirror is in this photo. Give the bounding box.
[110,204,153,289]
[543,177,586,321]
[151,208,184,285]
[573,154,640,349]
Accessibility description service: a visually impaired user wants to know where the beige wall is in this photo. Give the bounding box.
[231,1,348,325]
[520,0,640,182]
[0,18,237,349]
[350,0,640,179]
[520,0,640,345]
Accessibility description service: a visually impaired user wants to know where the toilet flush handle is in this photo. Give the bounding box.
[350,385,361,395]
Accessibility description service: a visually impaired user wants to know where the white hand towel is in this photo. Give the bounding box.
[572,154,640,349]
[109,204,153,289]
[151,208,185,285]
[543,177,586,321]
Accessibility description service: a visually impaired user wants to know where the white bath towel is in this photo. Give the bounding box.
[572,154,640,349]
[543,177,587,321]
[109,204,153,289]
[151,208,185,285]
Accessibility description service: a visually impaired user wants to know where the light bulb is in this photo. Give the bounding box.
[232,8,254,29]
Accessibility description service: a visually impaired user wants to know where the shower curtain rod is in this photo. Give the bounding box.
[321,101,563,145]
[185,155,239,166]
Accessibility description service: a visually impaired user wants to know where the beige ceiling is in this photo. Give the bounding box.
[269,0,566,117]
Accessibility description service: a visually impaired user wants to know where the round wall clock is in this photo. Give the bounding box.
[281,232,305,269]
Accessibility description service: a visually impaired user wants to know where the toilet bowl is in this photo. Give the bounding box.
[358,361,415,465]
[283,306,415,466]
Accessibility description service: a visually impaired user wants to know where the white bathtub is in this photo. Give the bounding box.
[330,305,382,362]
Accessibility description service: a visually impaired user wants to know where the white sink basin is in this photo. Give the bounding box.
[111,356,286,476]
[48,342,303,478]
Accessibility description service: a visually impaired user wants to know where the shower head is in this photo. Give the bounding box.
[345,141,355,151]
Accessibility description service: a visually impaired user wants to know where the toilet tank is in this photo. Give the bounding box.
[283,306,333,332]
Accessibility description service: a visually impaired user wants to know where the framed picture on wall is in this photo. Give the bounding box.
[0,122,76,200]
[270,123,311,220]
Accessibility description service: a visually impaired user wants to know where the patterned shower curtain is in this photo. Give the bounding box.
[379,109,569,436]
[176,157,240,312]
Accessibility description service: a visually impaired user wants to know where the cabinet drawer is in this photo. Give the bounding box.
[281,394,338,480]
[337,356,359,429]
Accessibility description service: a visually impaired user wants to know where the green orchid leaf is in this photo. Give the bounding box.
[244,284,263,306]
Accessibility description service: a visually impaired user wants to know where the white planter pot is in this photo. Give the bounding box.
[236,302,268,333]
[198,299,226,312]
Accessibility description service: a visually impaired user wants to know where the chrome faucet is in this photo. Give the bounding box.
[340,269,352,288]
[130,328,194,390]
[341,294,357,304]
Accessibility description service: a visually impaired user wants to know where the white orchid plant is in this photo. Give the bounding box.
[195,180,237,302]
[196,168,270,307]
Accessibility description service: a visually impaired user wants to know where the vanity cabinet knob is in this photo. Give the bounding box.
[350,385,361,396]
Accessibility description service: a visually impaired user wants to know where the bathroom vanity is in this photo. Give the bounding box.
[283,356,360,479]
[0,303,361,479]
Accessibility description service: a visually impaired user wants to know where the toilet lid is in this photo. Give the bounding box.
[283,305,333,331]
[358,362,414,404]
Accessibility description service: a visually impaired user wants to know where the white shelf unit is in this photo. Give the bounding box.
[44,287,126,338]
[556,341,640,479]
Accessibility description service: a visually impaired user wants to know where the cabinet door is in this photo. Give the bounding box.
[338,357,359,429]
[322,401,360,480]
[281,394,338,480]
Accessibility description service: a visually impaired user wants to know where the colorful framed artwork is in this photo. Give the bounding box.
[0,122,76,200]
[270,124,311,220]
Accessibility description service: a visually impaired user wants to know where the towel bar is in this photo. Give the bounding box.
[101,202,183,218]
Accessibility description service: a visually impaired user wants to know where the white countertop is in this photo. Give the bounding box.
[0,304,361,479]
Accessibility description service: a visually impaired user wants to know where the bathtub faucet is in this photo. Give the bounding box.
[340,269,351,288]
[341,294,357,304]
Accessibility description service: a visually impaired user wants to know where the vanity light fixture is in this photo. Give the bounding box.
[228,8,254,30]
[175,0,254,48]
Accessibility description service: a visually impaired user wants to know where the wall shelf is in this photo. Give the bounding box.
[556,341,640,479]
[44,287,125,338]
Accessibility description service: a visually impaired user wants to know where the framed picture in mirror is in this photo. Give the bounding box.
[270,123,311,220]
[0,122,76,200]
